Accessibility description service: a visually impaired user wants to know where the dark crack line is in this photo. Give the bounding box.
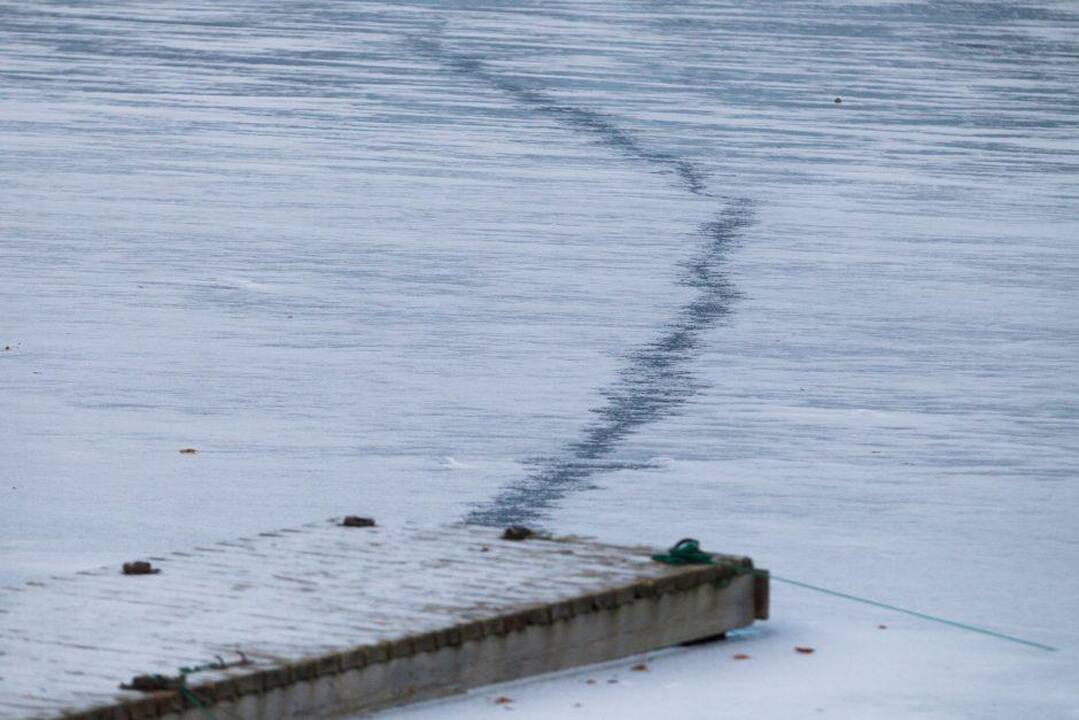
[467,203,753,526]
[410,36,712,198]
[409,33,753,527]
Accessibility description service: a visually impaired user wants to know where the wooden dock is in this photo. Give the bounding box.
[0,520,768,720]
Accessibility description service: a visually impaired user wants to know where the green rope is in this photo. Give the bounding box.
[179,659,228,675]
[772,574,1058,652]
[652,538,715,565]
[172,658,224,720]
[651,540,1055,652]
[177,680,219,720]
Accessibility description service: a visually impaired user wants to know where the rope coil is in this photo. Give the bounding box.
[651,538,715,565]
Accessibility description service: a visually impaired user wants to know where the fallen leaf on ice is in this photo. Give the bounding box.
[733,654,750,660]
[795,646,815,654]
[493,696,513,705]
[178,448,198,454]
[630,663,648,672]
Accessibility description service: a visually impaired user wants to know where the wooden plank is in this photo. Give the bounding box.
[0,521,767,720]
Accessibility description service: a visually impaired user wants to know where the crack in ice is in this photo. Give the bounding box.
[409,34,753,526]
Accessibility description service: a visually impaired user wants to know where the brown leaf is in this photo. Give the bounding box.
[795,646,815,654]
[733,653,750,660]
[630,663,648,672]
[493,696,513,705]
[178,448,198,454]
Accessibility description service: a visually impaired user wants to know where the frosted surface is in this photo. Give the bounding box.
[0,522,684,716]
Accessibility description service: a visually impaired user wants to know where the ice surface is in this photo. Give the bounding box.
[1,0,1077,717]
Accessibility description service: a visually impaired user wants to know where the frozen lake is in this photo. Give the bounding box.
[2,0,1077,716]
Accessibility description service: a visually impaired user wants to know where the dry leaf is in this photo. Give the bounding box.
[795,646,815,654]
[630,663,648,672]
[733,653,750,660]
[493,696,513,705]
[178,448,198,454]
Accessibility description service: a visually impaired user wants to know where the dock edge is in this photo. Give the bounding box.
[59,554,769,720]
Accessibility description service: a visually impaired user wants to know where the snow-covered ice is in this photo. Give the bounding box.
[2,0,1077,717]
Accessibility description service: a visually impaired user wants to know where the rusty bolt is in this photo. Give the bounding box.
[122,561,159,575]
[341,516,376,528]
[502,526,534,541]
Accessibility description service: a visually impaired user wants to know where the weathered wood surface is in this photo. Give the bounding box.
[0,521,767,719]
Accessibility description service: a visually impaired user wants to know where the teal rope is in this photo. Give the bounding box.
[772,574,1058,652]
[652,538,715,565]
[173,653,249,720]
[178,681,219,720]
[180,660,227,675]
